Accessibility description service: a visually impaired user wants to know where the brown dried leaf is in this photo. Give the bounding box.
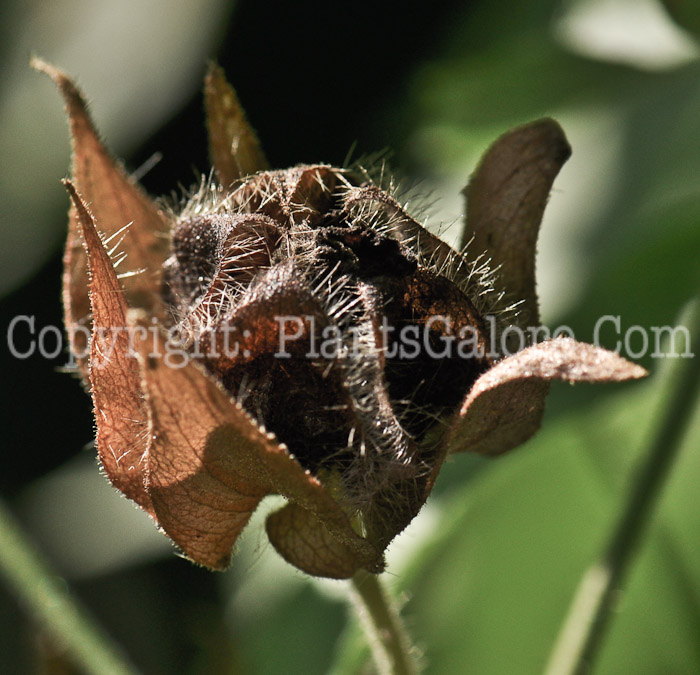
[64,181,153,514]
[32,58,169,374]
[462,119,571,336]
[204,63,269,187]
[136,322,381,575]
[447,338,648,456]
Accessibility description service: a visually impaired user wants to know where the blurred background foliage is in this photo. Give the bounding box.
[1,0,699,673]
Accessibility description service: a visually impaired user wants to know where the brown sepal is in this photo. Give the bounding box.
[462,119,571,339]
[64,181,154,515]
[446,337,647,457]
[204,63,269,187]
[266,503,371,579]
[33,58,169,376]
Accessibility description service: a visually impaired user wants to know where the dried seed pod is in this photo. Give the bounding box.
[37,59,647,578]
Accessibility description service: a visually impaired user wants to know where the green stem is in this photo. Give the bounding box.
[349,569,420,675]
[545,297,700,675]
[0,499,141,675]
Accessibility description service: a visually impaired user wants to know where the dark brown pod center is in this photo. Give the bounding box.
[163,169,492,479]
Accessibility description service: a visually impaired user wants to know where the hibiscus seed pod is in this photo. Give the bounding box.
[36,58,647,578]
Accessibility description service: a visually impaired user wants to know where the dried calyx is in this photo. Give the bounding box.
[34,58,647,578]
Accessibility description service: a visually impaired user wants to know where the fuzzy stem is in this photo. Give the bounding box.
[349,570,420,675]
[544,297,700,675]
[0,499,141,675]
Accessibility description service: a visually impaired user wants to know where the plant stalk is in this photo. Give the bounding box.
[349,569,419,675]
[545,297,700,675]
[0,499,141,675]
